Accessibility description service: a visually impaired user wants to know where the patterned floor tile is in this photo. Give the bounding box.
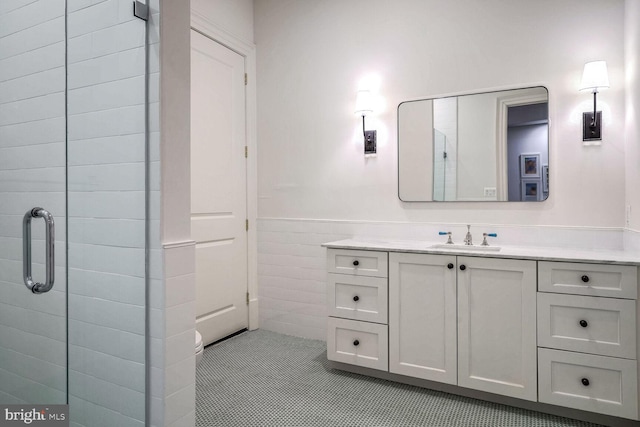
[196,330,604,427]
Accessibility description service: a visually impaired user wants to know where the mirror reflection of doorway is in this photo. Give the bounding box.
[432,129,447,201]
[506,103,549,201]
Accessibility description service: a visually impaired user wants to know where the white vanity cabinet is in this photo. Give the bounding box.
[326,249,389,371]
[537,261,639,420]
[388,253,457,384]
[457,256,537,401]
[324,241,640,426]
[388,253,537,401]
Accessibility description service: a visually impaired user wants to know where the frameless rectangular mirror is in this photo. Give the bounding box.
[398,86,549,202]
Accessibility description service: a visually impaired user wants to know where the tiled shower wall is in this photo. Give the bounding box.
[66,0,147,426]
[0,0,67,405]
[257,218,626,340]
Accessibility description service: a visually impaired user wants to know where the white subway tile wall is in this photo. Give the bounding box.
[159,244,196,427]
[257,218,626,340]
[625,229,640,252]
[66,0,147,425]
[0,0,67,405]
[146,1,169,425]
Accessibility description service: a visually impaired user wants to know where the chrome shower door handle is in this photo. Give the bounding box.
[23,207,55,294]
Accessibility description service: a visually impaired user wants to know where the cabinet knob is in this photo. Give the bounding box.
[353,339,360,347]
[579,319,588,328]
[353,260,359,266]
[581,378,590,387]
[581,275,590,283]
[447,263,454,269]
[353,295,359,302]
[460,265,466,271]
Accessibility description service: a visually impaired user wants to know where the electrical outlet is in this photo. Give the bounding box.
[484,187,496,197]
[626,205,632,227]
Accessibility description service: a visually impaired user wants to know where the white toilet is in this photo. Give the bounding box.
[195,331,203,366]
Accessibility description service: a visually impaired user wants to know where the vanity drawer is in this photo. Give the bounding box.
[327,249,388,278]
[327,317,388,371]
[537,293,636,359]
[538,348,638,420]
[538,261,637,299]
[328,273,388,324]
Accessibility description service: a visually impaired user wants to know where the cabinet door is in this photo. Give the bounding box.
[389,253,457,384]
[457,257,537,401]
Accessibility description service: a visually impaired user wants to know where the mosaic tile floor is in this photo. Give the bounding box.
[196,329,604,427]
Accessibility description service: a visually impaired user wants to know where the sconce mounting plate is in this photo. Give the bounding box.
[582,111,602,141]
[364,130,377,154]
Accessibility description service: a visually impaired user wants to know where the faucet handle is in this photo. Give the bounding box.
[481,233,497,246]
[438,231,454,244]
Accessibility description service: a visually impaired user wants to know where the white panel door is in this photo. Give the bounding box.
[389,253,457,384]
[457,256,537,401]
[191,30,248,345]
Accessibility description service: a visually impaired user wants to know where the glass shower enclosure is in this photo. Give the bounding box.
[1,1,148,425]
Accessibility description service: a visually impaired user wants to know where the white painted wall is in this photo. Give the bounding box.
[255,0,626,227]
[254,0,631,339]
[191,0,253,44]
[625,0,640,232]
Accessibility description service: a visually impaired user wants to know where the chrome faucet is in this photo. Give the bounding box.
[464,225,473,245]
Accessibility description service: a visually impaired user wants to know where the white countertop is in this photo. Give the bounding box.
[323,239,640,265]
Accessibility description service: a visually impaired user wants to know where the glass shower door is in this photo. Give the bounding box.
[1,2,148,424]
[0,0,68,405]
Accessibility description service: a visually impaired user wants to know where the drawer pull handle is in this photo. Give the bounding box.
[460,265,466,271]
[353,295,359,302]
[579,319,588,328]
[353,260,359,266]
[581,275,590,283]
[447,263,454,269]
[353,339,360,347]
[581,378,590,387]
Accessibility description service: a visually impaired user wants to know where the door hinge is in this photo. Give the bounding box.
[246,219,249,231]
[246,292,250,304]
[244,146,248,158]
[132,1,148,21]
[244,73,248,85]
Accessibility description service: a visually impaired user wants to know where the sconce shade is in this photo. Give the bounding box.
[354,90,373,116]
[579,60,609,91]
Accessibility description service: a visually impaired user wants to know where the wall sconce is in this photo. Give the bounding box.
[355,89,377,154]
[579,60,609,141]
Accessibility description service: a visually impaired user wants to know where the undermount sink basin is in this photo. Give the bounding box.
[430,244,501,252]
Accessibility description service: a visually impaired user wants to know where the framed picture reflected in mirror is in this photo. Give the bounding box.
[520,153,540,178]
[521,179,541,201]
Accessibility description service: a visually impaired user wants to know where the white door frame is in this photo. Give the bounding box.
[190,11,259,330]
[495,89,548,201]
